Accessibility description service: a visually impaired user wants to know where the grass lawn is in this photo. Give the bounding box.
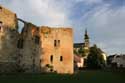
[0,70,125,83]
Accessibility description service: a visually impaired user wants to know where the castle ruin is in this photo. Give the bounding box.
[0,5,74,74]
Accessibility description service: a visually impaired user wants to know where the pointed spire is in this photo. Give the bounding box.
[85,28,87,35]
[84,28,89,39]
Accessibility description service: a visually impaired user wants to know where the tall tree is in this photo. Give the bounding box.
[87,44,105,69]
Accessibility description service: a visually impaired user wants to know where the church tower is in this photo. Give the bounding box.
[83,29,90,58]
[84,29,89,47]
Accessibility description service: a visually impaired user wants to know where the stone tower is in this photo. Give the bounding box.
[83,29,90,58]
[40,26,74,74]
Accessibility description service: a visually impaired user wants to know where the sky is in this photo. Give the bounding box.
[0,0,125,55]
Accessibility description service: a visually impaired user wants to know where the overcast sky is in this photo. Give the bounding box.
[0,0,125,55]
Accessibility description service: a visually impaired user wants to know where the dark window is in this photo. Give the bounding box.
[0,6,2,12]
[54,40,60,47]
[40,59,42,63]
[17,39,24,49]
[35,36,40,44]
[58,40,60,47]
[54,40,57,47]
[50,55,53,63]
[60,56,63,61]
[17,39,20,48]
[0,21,2,30]
[0,21,2,24]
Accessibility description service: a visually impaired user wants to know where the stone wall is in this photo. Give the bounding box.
[0,5,18,62]
[0,5,74,74]
[18,23,41,72]
[40,26,74,74]
[0,5,18,72]
[0,6,18,29]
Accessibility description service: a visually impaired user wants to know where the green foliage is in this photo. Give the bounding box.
[74,47,87,57]
[78,47,84,56]
[74,49,78,55]
[87,44,105,69]
[46,64,53,69]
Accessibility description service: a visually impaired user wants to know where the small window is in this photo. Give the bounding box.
[35,36,40,44]
[0,6,2,12]
[50,55,53,63]
[60,56,63,62]
[54,40,60,47]
[0,21,2,30]
[20,39,23,49]
[58,40,60,47]
[17,39,24,49]
[54,40,57,47]
[40,59,42,63]
[0,21,2,24]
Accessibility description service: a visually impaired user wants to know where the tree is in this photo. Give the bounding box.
[74,49,79,55]
[78,47,85,57]
[74,46,90,57]
[87,44,105,69]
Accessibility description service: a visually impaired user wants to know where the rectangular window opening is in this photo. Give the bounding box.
[0,21,3,30]
[60,56,63,62]
[17,39,24,49]
[40,59,42,63]
[58,40,60,47]
[0,6,2,12]
[54,40,57,47]
[35,36,40,44]
[50,55,53,63]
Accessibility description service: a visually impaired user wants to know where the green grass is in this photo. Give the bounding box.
[0,70,125,83]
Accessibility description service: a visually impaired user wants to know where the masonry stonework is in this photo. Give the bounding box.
[0,5,18,72]
[0,5,74,74]
[18,23,41,72]
[40,26,74,74]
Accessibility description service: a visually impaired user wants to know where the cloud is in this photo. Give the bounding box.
[76,0,102,3]
[84,4,125,55]
[27,0,71,27]
[0,0,71,27]
[0,0,125,55]
[83,0,103,5]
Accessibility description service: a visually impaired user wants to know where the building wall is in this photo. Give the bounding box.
[40,26,74,74]
[112,55,125,68]
[0,6,18,29]
[0,5,18,62]
[0,5,18,72]
[0,5,74,74]
[18,23,41,72]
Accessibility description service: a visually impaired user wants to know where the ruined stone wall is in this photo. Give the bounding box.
[0,5,18,72]
[0,5,74,74]
[0,5,18,62]
[40,26,74,74]
[0,6,18,29]
[19,25,74,74]
[18,23,41,72]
